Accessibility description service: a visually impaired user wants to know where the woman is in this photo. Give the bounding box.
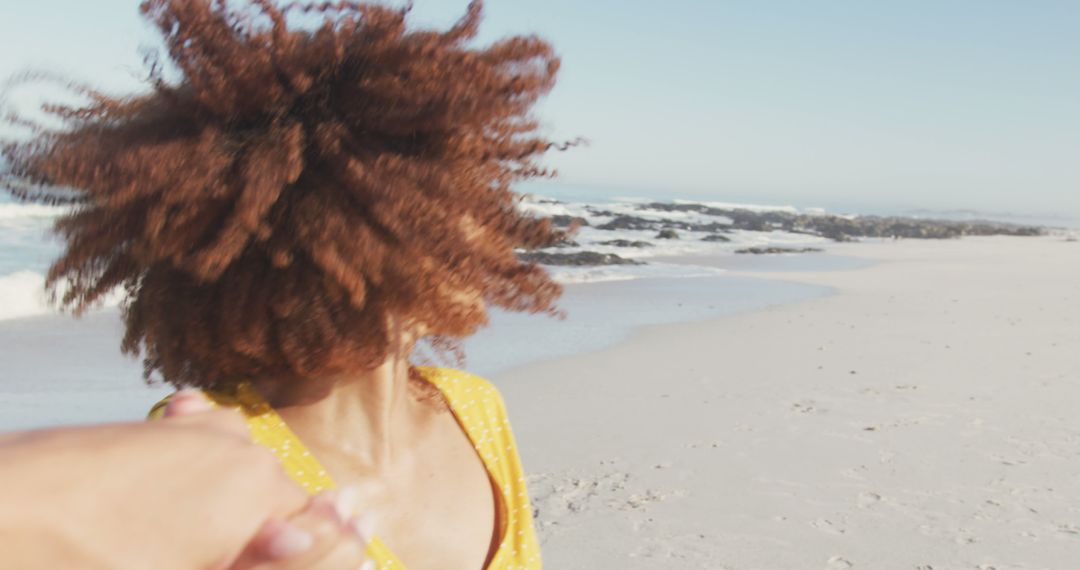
[2,1,578,568]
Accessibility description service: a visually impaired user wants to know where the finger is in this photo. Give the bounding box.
[294,531,369,570]
[320,487,376,546]
[225,491,342,570]
[260,519,315,559]
[225,518,315,569]
[163,389,214,417]
[253,493,369,570]
[346,512,376,545]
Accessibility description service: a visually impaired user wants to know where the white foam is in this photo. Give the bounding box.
[0,271,53,320]
[0,202,68,221]
[0,194,834,313]
[547,262,728,285]
[516,200,576,218]
[0,271,123,321]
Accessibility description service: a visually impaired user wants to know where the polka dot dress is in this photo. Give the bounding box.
[148,366,542,569]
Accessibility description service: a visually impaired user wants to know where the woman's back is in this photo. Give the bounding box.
[151,366,542,570]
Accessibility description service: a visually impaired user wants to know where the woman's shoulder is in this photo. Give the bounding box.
[416,365,497,392]
[416,366,509,415]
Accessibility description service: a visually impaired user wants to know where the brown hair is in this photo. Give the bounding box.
[1,0,576,389]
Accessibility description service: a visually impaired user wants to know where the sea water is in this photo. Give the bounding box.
[0,191,858,430]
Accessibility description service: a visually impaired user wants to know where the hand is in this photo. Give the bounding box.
[165,391,377,570]
[229,490,375,570]
[0,395,369,570]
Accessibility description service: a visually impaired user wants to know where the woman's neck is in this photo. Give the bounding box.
[258,314,438,472]
[269,355,419,471]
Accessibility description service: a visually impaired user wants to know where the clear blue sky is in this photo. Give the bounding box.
[2,0,1078,219]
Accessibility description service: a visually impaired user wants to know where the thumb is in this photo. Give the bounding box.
[163,389,215,417]
[161,391,250,439]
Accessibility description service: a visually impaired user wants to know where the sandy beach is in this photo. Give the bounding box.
[1,234,1077,569]
[498,235,1080,569]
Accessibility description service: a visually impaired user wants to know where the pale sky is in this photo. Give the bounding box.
[2,0,1078,219]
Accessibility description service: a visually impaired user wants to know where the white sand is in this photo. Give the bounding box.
[497,236,1080,569]
[2,234,1077,568]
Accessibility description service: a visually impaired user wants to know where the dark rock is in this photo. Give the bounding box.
[594,214,732,234]
[584,206,618,217]
[636,202,733,218]
[598,239,654,248]
[549,215,589,228]
[656,228,679,239]
[517,251,645,266]
[596,215,661,231]
[701,234,731,242]
[687,221,734,233]
[632,201,1046,241]
[735,247,825,255]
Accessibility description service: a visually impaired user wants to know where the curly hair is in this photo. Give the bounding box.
[1,0,576,390]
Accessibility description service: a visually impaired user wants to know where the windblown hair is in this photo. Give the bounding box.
[1,0,575,389]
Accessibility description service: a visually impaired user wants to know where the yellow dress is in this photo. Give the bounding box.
[148,366,542,570]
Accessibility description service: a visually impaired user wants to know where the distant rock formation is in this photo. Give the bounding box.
[596,214,730,233]
[517,198,1047,267]
[550,215,589,228]
[735,247,825,255]
[598,239,653,248]
[656,228,680,239]
[617,202,1045,241]
[516,251,645,266]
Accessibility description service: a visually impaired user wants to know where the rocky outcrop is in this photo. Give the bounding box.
[735,247,824,255]
[550,215,589,228]
[656,228,679,239]
[596,215,658,231]
[598,239,653,248]
[618,202,1046,241]
[517,251,645,266]
[595,215,732,234]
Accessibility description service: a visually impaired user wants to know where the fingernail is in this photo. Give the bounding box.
[264,521,314,559]
[359,560,375,570]
[349,512,377,543]
[164,390,212,416]
[333,485,359,522]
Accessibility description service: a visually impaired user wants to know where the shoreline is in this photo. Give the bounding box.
[0,252,843,431]
[2,234,1077,569]
[495,235,1080,569]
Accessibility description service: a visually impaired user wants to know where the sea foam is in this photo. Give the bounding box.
[0,271,123,321]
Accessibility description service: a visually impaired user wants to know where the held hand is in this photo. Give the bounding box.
[164,391,377,570]
[227,489,376,570]
[0,392,378,570]
[0,405,306,569]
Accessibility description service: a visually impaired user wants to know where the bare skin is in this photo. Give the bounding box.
[0,404,372,570]
[266,302,500,570]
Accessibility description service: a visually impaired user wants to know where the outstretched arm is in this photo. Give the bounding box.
[0,400,373,570]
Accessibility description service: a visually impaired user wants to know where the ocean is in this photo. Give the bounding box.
[0,190,844,321]
[0,190,856,429]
